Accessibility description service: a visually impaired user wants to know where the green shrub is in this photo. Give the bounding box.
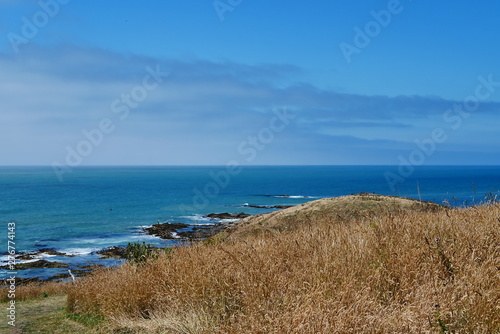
[124,242,172,264]
[124,242,156,264]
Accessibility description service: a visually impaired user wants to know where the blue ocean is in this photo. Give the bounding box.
[1,165,499,280]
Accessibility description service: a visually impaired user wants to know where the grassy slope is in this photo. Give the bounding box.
[4,194,499,333]
[224,193,444,240]
[0,295,90,334]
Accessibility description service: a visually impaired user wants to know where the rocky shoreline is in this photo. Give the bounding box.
[3,205,296,282]
[9,194,428,283]
[242,204,293,209]
[2,212,254,282]
[143,212,251,240]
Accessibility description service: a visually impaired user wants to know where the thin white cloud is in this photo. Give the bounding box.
[1,44,499,165]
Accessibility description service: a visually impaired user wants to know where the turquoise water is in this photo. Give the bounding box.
[1,165,499,279]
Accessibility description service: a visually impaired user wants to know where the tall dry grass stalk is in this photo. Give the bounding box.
[67,200,500,333]
[1,280,71,302]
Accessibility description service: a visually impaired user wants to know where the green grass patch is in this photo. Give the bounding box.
[0,295,94,333]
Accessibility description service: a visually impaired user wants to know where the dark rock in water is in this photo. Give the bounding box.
[142,215,248,240]
[177,224,226,239]
[16,248,75,261]
[17,253,36,261]
[97,246,128,259]
[142,221,225,240]
[0,259,69,270]
[243,204,293,209]
[73,264,105,276]
[263,194,292,198]
[143,222,190,239]
[37,248,73,257]
[205,212,250,219]
[271,205,293,209]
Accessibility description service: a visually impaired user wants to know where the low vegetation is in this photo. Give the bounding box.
[0,279,71,303]
[124,241,168,264]
[63,194,499,333]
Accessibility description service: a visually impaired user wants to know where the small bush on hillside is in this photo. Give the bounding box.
[124,242,171,264]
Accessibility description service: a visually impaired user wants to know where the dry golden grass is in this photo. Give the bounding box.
[67,195,500,333]
[0,279,71,303]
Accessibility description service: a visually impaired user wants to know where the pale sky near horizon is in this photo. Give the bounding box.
[1,0,499,166]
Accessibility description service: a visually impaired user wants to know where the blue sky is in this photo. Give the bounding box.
[1,0,499,166]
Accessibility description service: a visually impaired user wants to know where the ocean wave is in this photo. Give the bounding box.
[35,252,57,258]
[0,252,60,266]
[261,194,317,199]
[61,248,98,256]
[180,215,215,224]
[180,214,242,225]
[0,256,41,265]
[218,218,240,223]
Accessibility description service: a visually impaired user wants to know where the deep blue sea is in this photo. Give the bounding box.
[1,165,499,280]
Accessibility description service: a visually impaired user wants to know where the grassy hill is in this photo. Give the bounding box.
[4,194,499,333]
[223,193,444,241]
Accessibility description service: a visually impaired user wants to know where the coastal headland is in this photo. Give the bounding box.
[2,193,498,333]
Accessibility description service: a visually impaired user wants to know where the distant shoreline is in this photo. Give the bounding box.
[3,190,497,284]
